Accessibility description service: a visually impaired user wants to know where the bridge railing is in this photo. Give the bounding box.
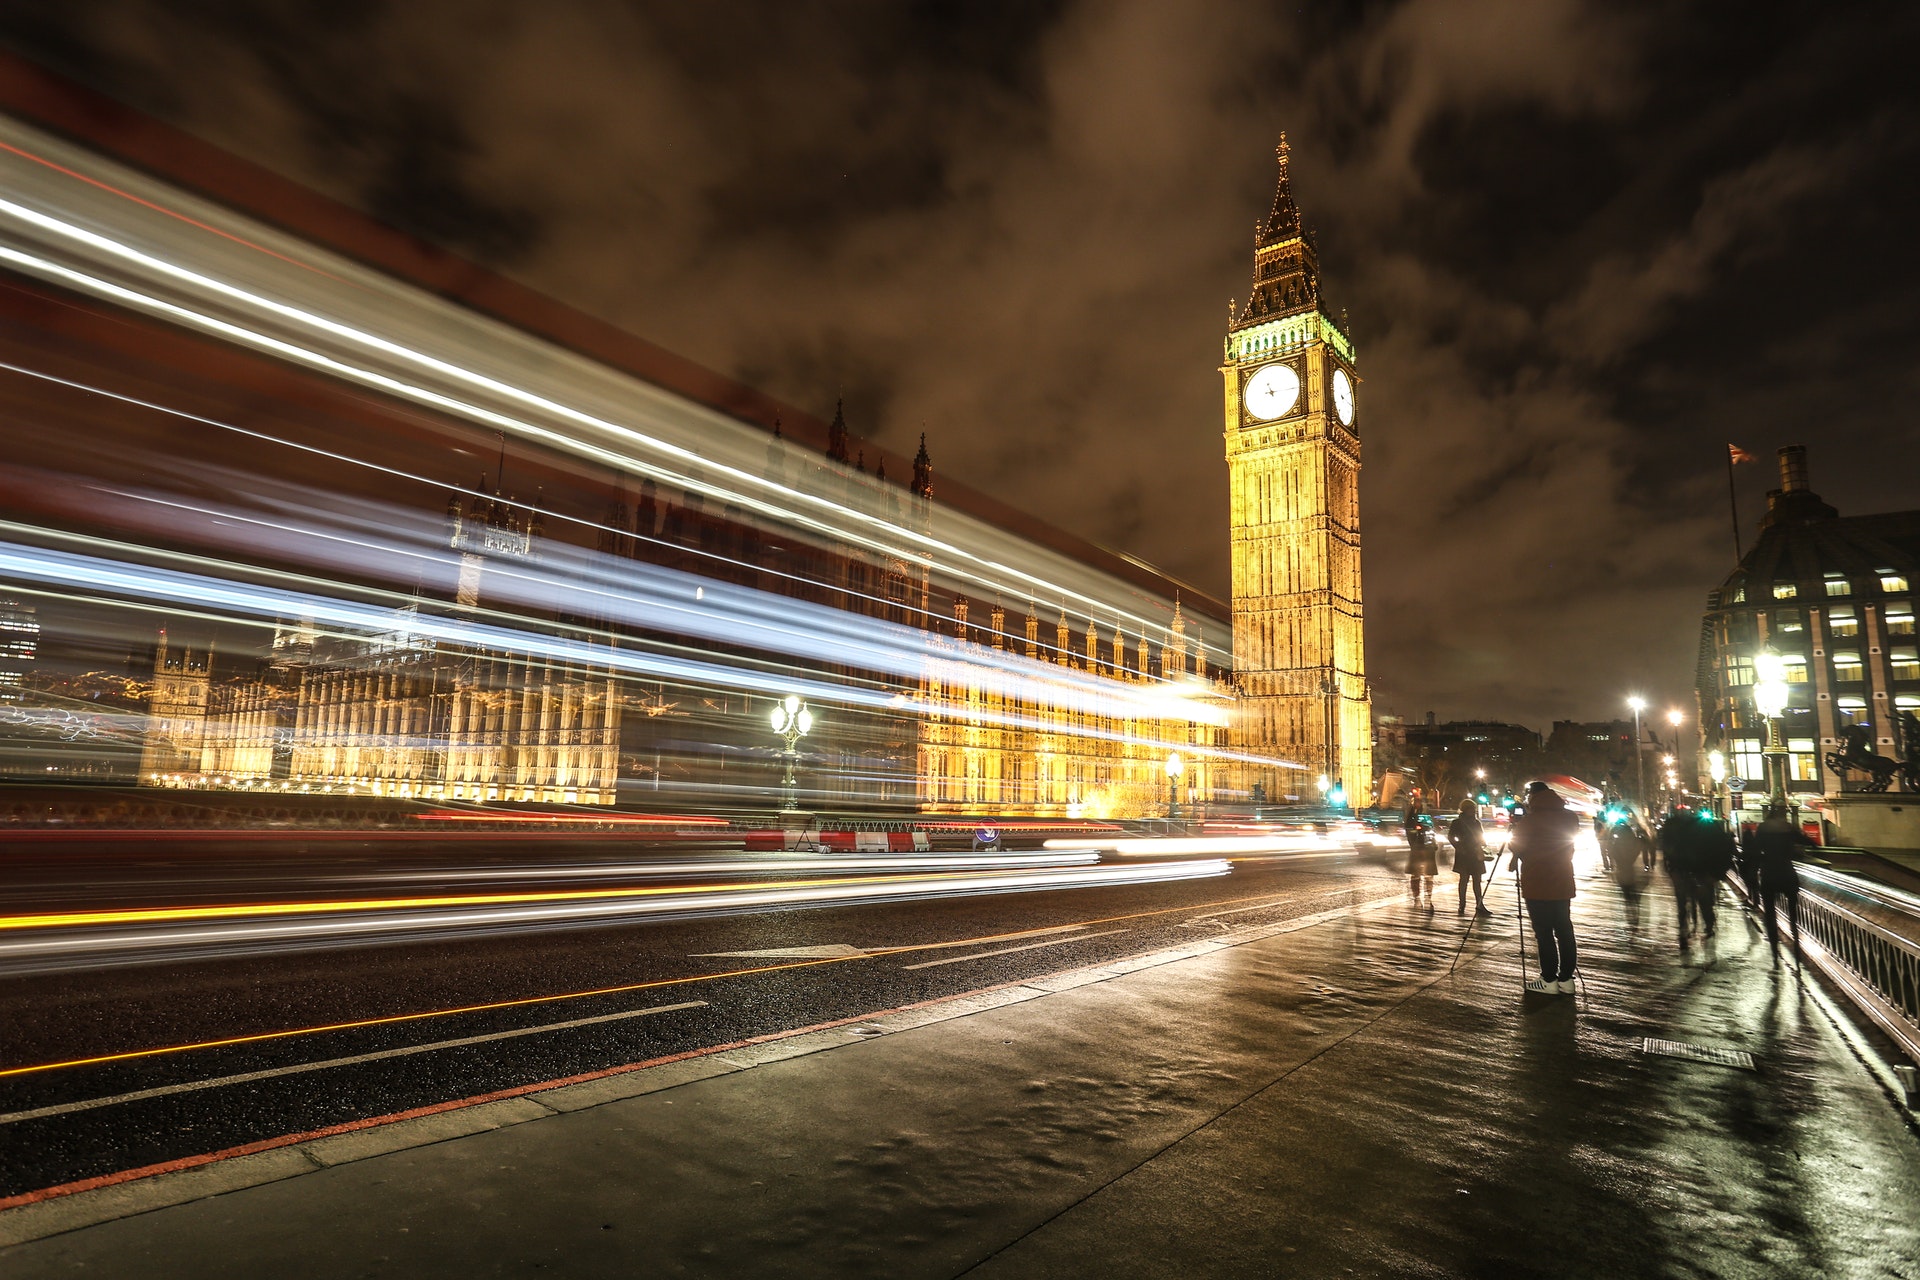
[1742,864,1920,1070]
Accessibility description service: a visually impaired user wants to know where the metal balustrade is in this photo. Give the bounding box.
[1739,863,1920,1068]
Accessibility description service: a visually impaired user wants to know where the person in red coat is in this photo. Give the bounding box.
[1511,781,1579,994]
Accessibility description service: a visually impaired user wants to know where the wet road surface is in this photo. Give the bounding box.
[0,835,1405,1197]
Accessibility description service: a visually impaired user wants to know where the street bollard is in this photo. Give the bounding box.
[1895,1064,1917,1104]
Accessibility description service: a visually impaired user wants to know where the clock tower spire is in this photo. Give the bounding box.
[1222,133,1370,807]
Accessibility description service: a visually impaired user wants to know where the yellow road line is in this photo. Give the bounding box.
[1,885,1338,1079]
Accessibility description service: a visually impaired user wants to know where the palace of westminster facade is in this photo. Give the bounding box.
[140,139,1370,817]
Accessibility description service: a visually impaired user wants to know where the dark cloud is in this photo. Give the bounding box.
[4,0,1917,731]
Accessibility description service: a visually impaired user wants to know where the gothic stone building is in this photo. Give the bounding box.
[1222,136,1372,804]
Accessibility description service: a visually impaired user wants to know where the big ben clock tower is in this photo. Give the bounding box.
[1223,135,1371,806]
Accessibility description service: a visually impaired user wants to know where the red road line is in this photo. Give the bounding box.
[0,971,1084,1212]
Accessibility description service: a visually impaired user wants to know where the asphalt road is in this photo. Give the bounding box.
[0,836,1412,1199]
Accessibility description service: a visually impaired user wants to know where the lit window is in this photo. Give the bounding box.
[1773,583,1798,599]
[1780,654,1808,683]
[1825,576,1851,596]
[1898,695,1920,711]
[1788,739,1819,782]
[1828,605,1858,638]
[1732,738,1765,780]
[1725,655,1754,687]
[1893,647,1920,681]
[1836,696,1868,726]
[1775,609,1804,634]
[1730,587,1747,603]
[1882,574,1910,593]
[1831,651,1863,681]
[1886,602,1915,636]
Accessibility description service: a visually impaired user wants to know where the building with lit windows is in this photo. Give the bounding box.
[1695,445,1920,807]
[918,599,1232,819]
[1221,136,1372,806]
[0,598,36,703]
[141,477,621,804]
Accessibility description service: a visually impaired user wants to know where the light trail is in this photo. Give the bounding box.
[0,862,1166,933]
[1045,834,1338,857]
[355,852,1104,883]
[0,524,1301,769]
[0,192,1183,649]
[0,860,1233,974]
[0,115,1237,665]
[0,874,1363,1083]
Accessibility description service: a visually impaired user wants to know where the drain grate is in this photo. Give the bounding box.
[1642,1038,1755,1071]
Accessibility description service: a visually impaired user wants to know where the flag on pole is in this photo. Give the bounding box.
[1728,443,1758,464]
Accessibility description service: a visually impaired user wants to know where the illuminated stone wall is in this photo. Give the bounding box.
[1220,138,1373,806]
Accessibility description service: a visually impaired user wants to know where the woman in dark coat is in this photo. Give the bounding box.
[1405,798,1438,909]
[1449,799,1490,916]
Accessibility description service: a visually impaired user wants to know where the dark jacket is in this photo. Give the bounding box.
[1745,815,1809,892]
[1511,791,1578,900]
[1449,812,1487,873]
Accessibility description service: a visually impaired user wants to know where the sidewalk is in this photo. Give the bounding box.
[3,874,1916,1278]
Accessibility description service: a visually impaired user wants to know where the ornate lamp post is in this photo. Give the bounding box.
[769,695,813,813]
[1166,751,1184,823]
[1708,749,1728,820]
[1626,696,1648,816]
[1752,651,1791,811]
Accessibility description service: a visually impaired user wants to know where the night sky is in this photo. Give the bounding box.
[4,1,1917,733]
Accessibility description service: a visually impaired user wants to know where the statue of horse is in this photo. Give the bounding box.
[1825,723,1902,793]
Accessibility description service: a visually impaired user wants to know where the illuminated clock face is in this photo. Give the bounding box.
[1244,363,1301,421]
[1331,368,1355,426]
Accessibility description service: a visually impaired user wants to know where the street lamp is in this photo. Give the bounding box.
[1627,696,1648,816]
[1165,751,1184,823]
[1752,650,1791,810]
[1708,749,1727,820]
[769,695,814,813]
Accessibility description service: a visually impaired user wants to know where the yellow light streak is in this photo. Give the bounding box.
[0,883,1315,1080]
[0,870,1094,933]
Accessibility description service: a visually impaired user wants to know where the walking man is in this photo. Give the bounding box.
[1745,804,1809,967]
[1511,781,1579,995]
[1660,806,1703,947]
[1405,797,1437,910]
[1611,817,1649,937]
[1449,799,1491,916]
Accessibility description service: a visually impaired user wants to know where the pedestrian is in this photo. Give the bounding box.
[1659,806,1703,947]
[1610,818,1649,936]
[1732,823,1761,906]
[1601,817,1645,883]
[1405,798,1437,910]
[1449,799,1491,916]
[1745,804,1809,967]
[1695,816,1736,939]
[1510,781,1579,994]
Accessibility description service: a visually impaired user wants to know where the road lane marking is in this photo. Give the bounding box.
[874,921,1093,954]
[901,929,1127,969]
[0,882,1367,1080]
[0,1001,709,1127]
[1186,886,1357,923]
[690,945,867,959]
